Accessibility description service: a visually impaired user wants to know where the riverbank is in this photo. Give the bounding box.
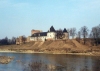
[0,39,100,56]
[0,49,100,56]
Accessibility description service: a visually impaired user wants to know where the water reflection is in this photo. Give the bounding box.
[23,61,67,71]
[0,53,100,71]
[92,58,100,71]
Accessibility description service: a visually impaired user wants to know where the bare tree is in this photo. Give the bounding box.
[69,28,76,39]
[80,26,89,45]
[67,29,70,39]
[90,25,100,46]
[0,37,9,45]
[22,35,26,44]
[77,31,81,43]
[11,37,16,44]
[56,29,63,39]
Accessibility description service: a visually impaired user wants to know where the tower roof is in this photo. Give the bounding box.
[63,28,68,33]
[49,26,55,32]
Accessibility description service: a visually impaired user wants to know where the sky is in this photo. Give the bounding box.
[0,0,100,39]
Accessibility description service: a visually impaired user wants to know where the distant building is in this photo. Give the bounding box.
[16,36,26,45]
[26,36,31,42]
[16,26,69,44]
[30,26,69,41]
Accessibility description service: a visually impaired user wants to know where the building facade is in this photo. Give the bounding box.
[30,26,69,41]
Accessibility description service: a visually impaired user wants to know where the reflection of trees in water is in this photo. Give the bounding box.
[23,61,67,71]
[80,66,89,71]
[23,56,100,71]
[92,59,100,71]
[23,60,99,71]
[23,61,92,71]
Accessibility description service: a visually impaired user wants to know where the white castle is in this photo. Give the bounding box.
[30,26,69,41]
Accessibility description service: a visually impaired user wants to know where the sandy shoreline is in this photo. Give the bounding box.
[0,50,100,56]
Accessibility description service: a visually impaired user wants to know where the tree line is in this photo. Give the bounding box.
[0,37,16,45]
[69,24,100,46]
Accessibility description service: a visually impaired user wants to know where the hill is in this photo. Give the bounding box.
[0,39,100,56]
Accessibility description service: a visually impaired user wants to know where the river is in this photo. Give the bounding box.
[0,53,100,71]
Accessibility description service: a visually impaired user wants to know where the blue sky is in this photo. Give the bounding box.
[0,0,100,39]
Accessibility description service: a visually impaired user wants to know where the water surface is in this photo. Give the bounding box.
[0,53,100,71]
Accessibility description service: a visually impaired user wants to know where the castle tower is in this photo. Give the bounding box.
[47,26,56,40]
[63,28,69,39]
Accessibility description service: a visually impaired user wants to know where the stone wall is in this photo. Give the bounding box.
[16,36,26,45]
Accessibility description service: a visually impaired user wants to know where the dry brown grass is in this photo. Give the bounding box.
[0,39,100,54]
